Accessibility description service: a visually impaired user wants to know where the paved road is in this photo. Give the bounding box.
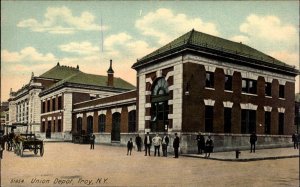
[1,143,299,187]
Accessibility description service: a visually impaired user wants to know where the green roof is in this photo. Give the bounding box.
[133,29,294,71]
[44,71,135,92]
[39,63,80,80]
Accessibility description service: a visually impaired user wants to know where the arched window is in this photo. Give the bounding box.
[87,116,93,135]
[128,110,136,132]
[150,78,169,132]
[98,114,106,133]
[77,117,82,133]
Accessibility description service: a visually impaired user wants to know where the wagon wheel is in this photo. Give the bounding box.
[20,142,24,157]
[40,144,44,157]
[34,144,38,155]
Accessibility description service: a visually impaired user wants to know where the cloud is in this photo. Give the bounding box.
[240,14,297,42]
[1,47,57,63]
[59,41,100,55]
[269,51,299,69]
[17,6,107,34]
[104,32,156,59]
[135,8,219,45]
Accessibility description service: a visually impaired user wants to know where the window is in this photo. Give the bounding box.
[58,119,62,132]
[265,82,272,96]
[41,121,45,132]
[264,112,271,134]
[224,75,232,91]
[205,72,214,88]
[58,96,62,110]
[42,101,46,113]
[279,85,285,98]
[47,100,50,112]
[53,120,56,132]
[52,98,56,111]
[242,79,257,94]
[205,106,213,132]
[224,108,232,133]
[77,117,82,133]
[128,111,136,132]
[241,109,256,134]
[98,114,106,133]
[278,113,284,135]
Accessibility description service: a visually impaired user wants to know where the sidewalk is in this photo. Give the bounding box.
[182,147,300,161]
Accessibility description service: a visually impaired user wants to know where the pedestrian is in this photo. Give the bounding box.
[173,133,180,158]
[162,132,169,157]
[196,132,205,154]
[90,133,95,150]
[127,138,133,155]
[250,132,257,153]
[292,132,298,149]
[205,136,214,158]
[144,132,152,156]
[135,134,142,152]
[152,133,162,156]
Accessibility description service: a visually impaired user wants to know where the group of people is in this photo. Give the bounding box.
[195,132,214,158]
[128,132,180,158]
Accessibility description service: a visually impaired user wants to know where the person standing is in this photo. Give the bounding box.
[152,134,162,156]
[162,132,169,157]
[205,136,214,158]
[173,133,180,158]
[250,132,257,153]
[292,132,298,149]
[144,132,152,156]
[90,133,95,150]
[127,138,133,155]
[196,132,205,154]
[135,134,142,152]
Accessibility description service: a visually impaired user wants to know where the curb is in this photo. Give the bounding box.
[181,154,300,162]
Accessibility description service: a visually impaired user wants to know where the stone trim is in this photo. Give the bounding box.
[97,110,107,115]
[76,113,83,118]
[204,99,215,106]
[264,106,272,112]
[47,117,52,120]
[241,72,258,80]
[127,105,136,112]
[205,65,216,72]
[278,107,285,113]
[165,71,174,81]
[240,103,258,110]
[145,116,151,121]
[224,68,234,76]
[86,112,94,117]
[146,77,153,84]
[156,70,163,78]
[265,77,273,83]
[223,101,233,108]
[42,118,46,122]
[145,91,152,95]
[145,103,151,108]
[279,80,286,85]
[112,108,122,114]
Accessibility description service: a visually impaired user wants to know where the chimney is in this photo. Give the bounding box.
[107,59,114,87]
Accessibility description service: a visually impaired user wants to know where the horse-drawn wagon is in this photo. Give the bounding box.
[13,133,44,157]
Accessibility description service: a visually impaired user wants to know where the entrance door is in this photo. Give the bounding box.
[87,116,93,135]
[111,113,121,141]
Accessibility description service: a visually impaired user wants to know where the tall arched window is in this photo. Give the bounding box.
[128,110,136,132]
[87,116,93,135]
[98,114,106,133]
[150,78,169,132]
[77,117,82,133]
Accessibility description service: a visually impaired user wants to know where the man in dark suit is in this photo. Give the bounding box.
[144,132,152,156]
[90,133,95,150]
[135,134,142,152]
[250,132,257,153]
[162,132,169,157]
[173,133,180,158]
[127,138,133,155]
[196,132,205,154]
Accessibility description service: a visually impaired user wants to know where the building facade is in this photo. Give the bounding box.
[72,29,298,153]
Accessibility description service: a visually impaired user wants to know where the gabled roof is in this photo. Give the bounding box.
[39,63,80,80]
[132,30,297,75]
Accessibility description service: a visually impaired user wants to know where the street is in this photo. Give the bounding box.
[1,142,299,187]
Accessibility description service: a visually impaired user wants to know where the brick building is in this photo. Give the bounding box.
[73,29,298,153]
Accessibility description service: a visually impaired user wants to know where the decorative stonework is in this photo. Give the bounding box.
[127,105,136,112]
[205,65,216,72]
[76,113,83,118]
[111,107,122,114]
[97,110,107,115]
[278,107,285,113]
[204,99,215,106]
[264,106,272,112]
[223,101,233,108]
[240,103,258,110]
[86,112,94,117]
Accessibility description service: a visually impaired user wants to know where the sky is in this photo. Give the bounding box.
[1,1,299,102]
